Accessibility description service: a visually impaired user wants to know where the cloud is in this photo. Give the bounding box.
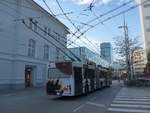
[47,1,57,6]
[72,0,95,5]
[72,0,112,5]
[72,0,114,6]
[72,0,139,6]
[98,0,112,5]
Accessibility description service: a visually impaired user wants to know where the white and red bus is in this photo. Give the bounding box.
[46,61,111,96]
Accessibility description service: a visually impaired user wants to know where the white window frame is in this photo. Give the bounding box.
[44,44,49,60]
[28,39,36,57]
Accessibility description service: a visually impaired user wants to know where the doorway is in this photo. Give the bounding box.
[25,67,32,88]
[74,67,83,95]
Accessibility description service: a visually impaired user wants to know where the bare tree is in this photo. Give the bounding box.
[113,34,140,81]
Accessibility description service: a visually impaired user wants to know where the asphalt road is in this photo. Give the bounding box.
[0,81,121,113]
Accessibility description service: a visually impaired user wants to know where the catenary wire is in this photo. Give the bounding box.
[0,0,82,62]
[69,0,135,45]
[69,0,150,46]
[55,0,101,53]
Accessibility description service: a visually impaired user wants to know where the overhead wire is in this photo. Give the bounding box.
[42,0,56,17]
[0,0,82,62]
[69,0,135,46]
[82,0,135,28]
[34,0,98,53]
[2,0,148,59]
[69,0,150,46]
[90,9,117,38]
[55,0,101,54]
[0,0,81,48]
[41,0,99,54]
[83,0,95,11]
[78,0,150,38]
[42,0,99,53]
[30,20,82,62]
[2,0,74,18]
[2,0,100,54]
[22,20,77,61]
[58,16,94,27]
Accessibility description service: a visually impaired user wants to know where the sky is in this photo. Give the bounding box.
[34,0,143,58]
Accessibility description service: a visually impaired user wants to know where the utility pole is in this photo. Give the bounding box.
[118,17,132,81]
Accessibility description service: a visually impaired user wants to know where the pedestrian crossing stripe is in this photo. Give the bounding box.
[111,104,150,109]
[115,96,150,99]
[112,100,150,104]
[108,108,150,113]
[114,98,150,101]
[107,88,150,113]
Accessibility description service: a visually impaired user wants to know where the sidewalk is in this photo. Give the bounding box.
[0,87,45,96]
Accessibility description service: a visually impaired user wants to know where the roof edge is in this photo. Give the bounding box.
[26,0,69,31]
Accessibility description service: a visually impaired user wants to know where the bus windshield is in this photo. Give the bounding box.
[48,62,73,78]
[48,68,68,78]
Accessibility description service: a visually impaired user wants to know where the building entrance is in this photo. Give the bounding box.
[25,68,32,88]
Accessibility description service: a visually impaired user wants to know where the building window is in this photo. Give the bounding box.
[44,44,49,60]
[146,28,150,32]
[56,48,59,60]
[57,34,60,41]
[48,28,51,35]
[33,20,38,31]
[29,18,33,29]
[145,16,150,20]
[144,4,150,8]
[28,39,36,57]
[53,31,60,40]
[44,27,47,35]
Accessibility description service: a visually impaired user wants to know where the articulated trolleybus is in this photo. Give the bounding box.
[46,61,112,96]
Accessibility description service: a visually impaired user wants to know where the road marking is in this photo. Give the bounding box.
[116,95,150,97]
[112,101,150,104]
[86,101,106,107]
[115,96,150,99]
[73,104,85,112]
[114,98,150,101]
[111,104,150,109]
[108,108,150,113]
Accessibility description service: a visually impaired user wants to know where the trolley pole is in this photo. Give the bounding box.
[118,18,132,81]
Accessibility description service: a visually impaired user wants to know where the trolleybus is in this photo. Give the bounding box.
[46,61,111,96]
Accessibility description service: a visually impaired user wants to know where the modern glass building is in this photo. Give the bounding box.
[69,47,110,68]
[100,42,113,64]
